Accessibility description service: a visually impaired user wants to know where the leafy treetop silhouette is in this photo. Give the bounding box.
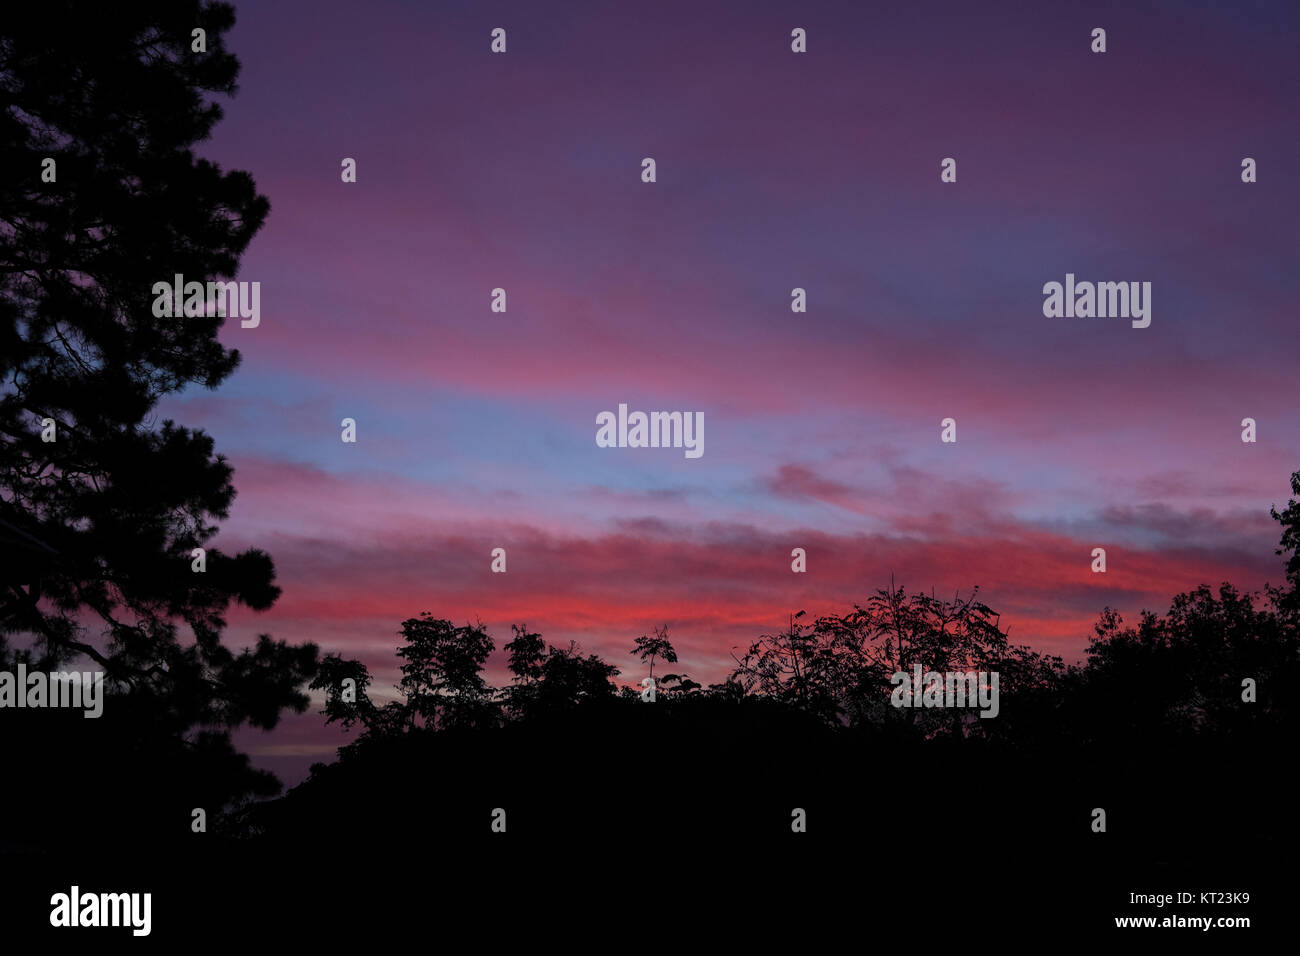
[631,625,677,682]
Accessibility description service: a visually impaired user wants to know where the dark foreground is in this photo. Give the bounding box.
[3,702,1286,944]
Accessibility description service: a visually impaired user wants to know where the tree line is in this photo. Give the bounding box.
[307,480,1300,770]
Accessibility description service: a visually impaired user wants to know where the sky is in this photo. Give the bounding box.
[156,0,1300,784]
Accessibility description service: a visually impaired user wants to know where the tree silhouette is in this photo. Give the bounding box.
[311,653,378,730]
[310,621,621,743]
[1270,468,1300,615]
[499,625,620,719]
[533,639,619,713]
[730,611,824,712]
[0,1,317,836]
[1067,468,1300,743]
[396,614,498,730]
[631,624,677,684]
[732,588,1063,734]
[503,623,546,719]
